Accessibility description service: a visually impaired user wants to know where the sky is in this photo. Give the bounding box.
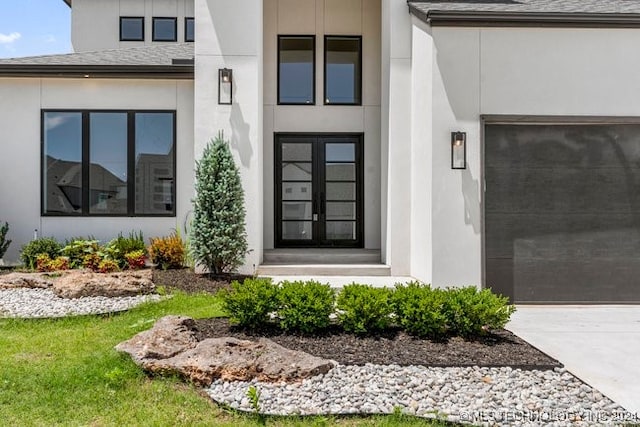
[0,0,71,59]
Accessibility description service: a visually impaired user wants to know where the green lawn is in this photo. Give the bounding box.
[0,290,453,426]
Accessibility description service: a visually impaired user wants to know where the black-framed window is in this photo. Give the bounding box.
[185,17,195,42]
[278,35,315,105]
[120,17,144,41]
[42,110,176,217]
[324,36,362,105]
[152,17,177,42]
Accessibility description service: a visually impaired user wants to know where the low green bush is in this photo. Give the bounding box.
[0,221,11,260]
[392,282,447,338]
[222,278,278,329]
[336,284,393,334]
[61,239,101,269]
[442,287,516,337]
[277,280,335,333]
[20,237,62,270]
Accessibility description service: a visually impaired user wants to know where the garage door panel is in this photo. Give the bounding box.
[485,122,640,303]
[512,259,640,303]
[486,167,640,214]
[485,124,640,169]
[486,213,640,258]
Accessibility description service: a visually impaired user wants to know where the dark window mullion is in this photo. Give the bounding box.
[81,112,90,215]
[127,112,136,216]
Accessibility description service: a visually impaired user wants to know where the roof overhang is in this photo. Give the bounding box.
[0,64,194,79]
[409,6,640,28]
[62,0,71,7]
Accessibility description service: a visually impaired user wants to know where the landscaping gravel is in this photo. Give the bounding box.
[207,364,629,426]
[0,288,162,318]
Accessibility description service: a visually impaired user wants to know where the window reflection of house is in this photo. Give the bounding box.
[45,155,126,214]
[135,147,174,214]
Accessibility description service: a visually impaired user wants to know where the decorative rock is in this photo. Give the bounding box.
[0,272,57,289]
[115,315,198,363]
[52,269,154,299]
[144,336,335,386]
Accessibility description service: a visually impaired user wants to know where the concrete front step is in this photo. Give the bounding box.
[263,249,381,265]
[256,263,391,277]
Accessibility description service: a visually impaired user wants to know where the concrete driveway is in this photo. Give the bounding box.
[507,306,640,415]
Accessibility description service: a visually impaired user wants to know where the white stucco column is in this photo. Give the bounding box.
[382,0,412,275]
[195,0,264,273]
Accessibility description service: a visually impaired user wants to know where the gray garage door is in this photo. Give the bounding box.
[485,122,640,303]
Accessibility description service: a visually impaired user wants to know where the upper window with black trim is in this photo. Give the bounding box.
[278,35,315,105]
[120,17,144,41]
[153,17,177,42]
[42,110,176,217]
[324,36,362,105]
[185,17,195,42]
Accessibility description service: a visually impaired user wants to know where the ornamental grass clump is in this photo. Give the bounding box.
[392,282,447,339]
[336,284,393,335]
[190,132,248,275]
[105,231,146,269]
[277,280,335,333]
[222,278,278,329]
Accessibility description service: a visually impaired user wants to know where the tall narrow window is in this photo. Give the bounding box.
[324,36,362,105]
[153,17,177,42]
[185,17,195,42]
[120,17,144,41]
[135,113,175,215]
[43,112,83,215]
[89,113,128,215]
[278,36,315,105]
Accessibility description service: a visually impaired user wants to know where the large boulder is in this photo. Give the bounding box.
[116,316,335,386]
[52,269,155,299]
[115,316,198,363]
[0,272,57,289]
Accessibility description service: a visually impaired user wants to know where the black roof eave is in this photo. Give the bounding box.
[63,0,72,7]
[0,64,194,79]
[409,7,640,28]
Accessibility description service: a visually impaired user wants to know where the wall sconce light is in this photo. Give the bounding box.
[218,68,233,105]
[451,131,466,169]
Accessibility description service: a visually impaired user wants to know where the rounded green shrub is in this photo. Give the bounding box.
[61,239,101,269]
[222,278,278,329]
[442,287,516,337]
[392,282,447,338]
[20,237,62,270]
[336,284,393,334]
[277,280,335,333]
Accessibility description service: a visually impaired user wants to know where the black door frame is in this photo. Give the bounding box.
[274,132,364,248]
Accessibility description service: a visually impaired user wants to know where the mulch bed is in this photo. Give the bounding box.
[154,268,561,370]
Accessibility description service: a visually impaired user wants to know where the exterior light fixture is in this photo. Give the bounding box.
[218,68,233,105]
[451,131,466,169]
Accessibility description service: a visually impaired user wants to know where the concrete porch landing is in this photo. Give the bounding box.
[257,275,414,288]
[258,249,391,277]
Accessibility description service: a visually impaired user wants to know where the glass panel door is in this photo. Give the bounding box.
[275,134,363,247]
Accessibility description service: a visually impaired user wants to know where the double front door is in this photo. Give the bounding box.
[275,134,363,247]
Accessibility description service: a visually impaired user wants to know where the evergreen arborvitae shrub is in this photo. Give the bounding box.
[191,133,249,274]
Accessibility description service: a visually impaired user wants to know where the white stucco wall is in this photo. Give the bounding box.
[194,0,263,273]
[262,0,382,251]
[0,78,194,263]
[411,22,640,287]
[71,0,195,52]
